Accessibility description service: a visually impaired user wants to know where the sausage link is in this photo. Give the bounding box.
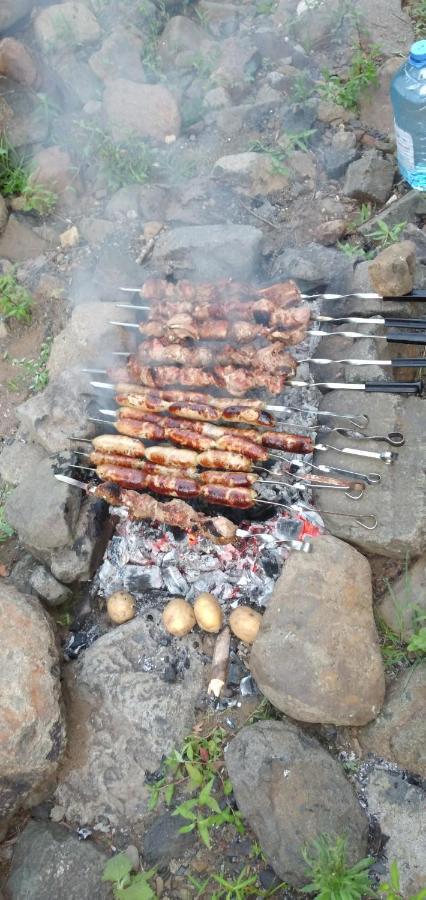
[197,450,252,472]
[199,470,258,487]
[261,432,314,453]
[145,446,199,469]
[92,434,146,458]
[199,484,256,508]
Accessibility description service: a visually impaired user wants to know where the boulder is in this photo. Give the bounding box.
[152,224,263,279]
[0,583,65,832]
[55,613,203,826]
[48,495,110,584]
[358,665,426,777]
[272,242,353,292]
[0,39,39,88]
[365,769,425,897]
[359,58,402,135]
[355,0,414,57]
[54,54,102,109]
[30,146,81,204]
[310,325,388,385]
[0,215,48,263]
[143,813,197,866]
[368,240,416,297]
[6,821,110,900]
[213,36,261,96]
[158,15,208,61]
[89,28,145,82]
[47,303,127,377]
[324,130,357,178]
[0,0,32,31]
[315,219,346,245]
[33,3,101,50]
[16,369,96,454]
[313,395,426,559]
[343,150,395,205]
[376,557,426,641]
[250,535,385,725]
[213,151,289,196]
[30,566,72,608]
[5,458,81,554]
[197,1,239,37]
[0,437,46,487]
[103,79,181,142]
[359,191,426,236]
[225,720,368,888]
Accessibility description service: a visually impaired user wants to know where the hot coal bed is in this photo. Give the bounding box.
[61,278,326,671]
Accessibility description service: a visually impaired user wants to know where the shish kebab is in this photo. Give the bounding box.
[78,434,374,486]
[119,278,426,304]
[87,366,423,397]
[90,415,397,464]
[97,401,404,447]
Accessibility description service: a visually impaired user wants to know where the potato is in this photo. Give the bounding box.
[107,591,136,624]
[194,592,223,633]
[162,598,196,636]
[229,607,262,644]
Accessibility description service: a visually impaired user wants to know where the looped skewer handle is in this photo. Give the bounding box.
[332,429,405,447]
[321,511,378,530]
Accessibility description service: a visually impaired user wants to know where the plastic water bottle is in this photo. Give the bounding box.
[391,40,426,190]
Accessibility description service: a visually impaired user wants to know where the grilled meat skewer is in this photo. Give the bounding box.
[115,392,275,427]
[114,359,292,396]
[122,340,298,371]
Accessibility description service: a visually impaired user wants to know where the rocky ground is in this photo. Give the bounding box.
[0,0,425,897]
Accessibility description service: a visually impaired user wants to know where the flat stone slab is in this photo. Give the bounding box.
[313,394,426,558]
[151,224,262,280]
[55,613,203,827]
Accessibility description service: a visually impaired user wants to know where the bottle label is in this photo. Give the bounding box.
[394,121,415,171]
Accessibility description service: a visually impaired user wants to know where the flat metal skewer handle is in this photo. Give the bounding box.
[303,357,426,367]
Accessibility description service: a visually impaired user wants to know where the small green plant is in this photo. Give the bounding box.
[347,202,373,231]
[0,271,32,323]
[77,123,153,190]
[250,129,316,176]
[254,0,276,15]
[376,618,413,670]
[365,220,407,249]
[8,338,52,393]
[189,868,285,898]
[337,240,374,261]
[411,0,426,37]
[173,776,244,848]
[291,73,315,103]
[102,852,156,899]
[148,726,229,809]
[407,626,426,655]
[0,138,57,214]
[378,860,426,899]
[301,834,374,900]
[320,46,380,112]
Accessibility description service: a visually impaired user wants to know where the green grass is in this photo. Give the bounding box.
[0,138,57,214]
[250,129,316,176]
[301,834,374,899]
[0,485,14,543]
[411,0,426,36]
[320,46,380,112]
[77,122,154,190]
[0,271,32,323]
[365,220,407,250]
[378,860,426,899]
[7,337,52,394]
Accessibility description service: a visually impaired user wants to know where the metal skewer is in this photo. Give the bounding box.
[119,286,426,303]
[302,356,426,369]
[289,459,381,485]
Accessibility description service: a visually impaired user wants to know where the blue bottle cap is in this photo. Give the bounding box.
[410,40,426,66]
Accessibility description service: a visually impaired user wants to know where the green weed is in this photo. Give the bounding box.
[8,338,52,394]
[407,627,426,655]
[301,834,374,899]
[320,46,380,112]
[378,860,426,899]
[348,202,373,231]
[0,484,14,543]
[411,0,426,37]
[188,867,285,898]
[148,726,229,810]
[291,74,315,104]
[77,123,154,190]
[254,0,276,15]
[102,852,156,899]
[173,776,244,849]
[0,138,57,214]
[365,220,407,250]
[250,129,316,176]
[0,271,32,323]
[337,240,374,261]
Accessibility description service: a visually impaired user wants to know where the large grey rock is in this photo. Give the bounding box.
[376,557,426,641]
[365,768,425,897]
[0,79,48,146]
[152,224,263,280]
[0,0,33,30]
[313,394,426,558]
[48,495,110,584]
[55,614,203,826]
[143,812,197,866]
[0,215,48,262]
[356,0,414,57]
[368,240,416,297]
[358,665,426,777]
[33,3,101,50]
[103,79,181,142]
[324,130,357,178]
[225,720,368,888]
[89,28,145,82]
[16,369,96,453]
[343,150,395,205]
[271,242,353,292]
[6,821,111,900]
[0,584,65,832]
[359,191,426,235]
[158,15,208,61]
[250,535,384,725]
[5,458,81,554]
[0,436,46,487]
[48,303,128,377]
